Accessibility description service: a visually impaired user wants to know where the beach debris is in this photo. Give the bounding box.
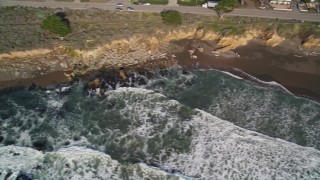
[197,46,204,53]
[212,50,220,57]
[188,49,195,56]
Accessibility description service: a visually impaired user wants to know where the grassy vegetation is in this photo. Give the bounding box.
[254,19,320,38]
[214,0,240,16]
[36,10,48,19]
[178,0,205,6]
[41,15,71,36]
[0,6,17,11]
[64,47,78,57]
[161,10,182,25]
[204,18,249,35]
[208,23,246,35]
[203,17,320,37]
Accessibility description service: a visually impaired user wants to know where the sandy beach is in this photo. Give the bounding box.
[174,39,320,102]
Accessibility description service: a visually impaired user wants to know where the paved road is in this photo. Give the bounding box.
[0,0,319,22]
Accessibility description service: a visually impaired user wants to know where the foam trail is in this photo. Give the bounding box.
[231,68,294,94]
[219,70,243,80]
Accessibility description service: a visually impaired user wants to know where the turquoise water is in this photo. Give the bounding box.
[1,67,320,179]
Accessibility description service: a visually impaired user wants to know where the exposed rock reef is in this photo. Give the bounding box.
[0,6,319,85]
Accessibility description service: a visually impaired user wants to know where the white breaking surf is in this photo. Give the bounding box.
[111,88,320,179]
[0,146,182,180]
[1,87,320,179]
[164,109,320,179]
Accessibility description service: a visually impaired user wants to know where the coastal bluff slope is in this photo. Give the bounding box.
[0,6,320,83]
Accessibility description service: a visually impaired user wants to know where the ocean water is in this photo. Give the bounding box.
[1,67,320,179]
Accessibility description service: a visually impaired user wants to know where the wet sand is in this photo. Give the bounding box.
[174,40,320,102]
[0,71,68,89]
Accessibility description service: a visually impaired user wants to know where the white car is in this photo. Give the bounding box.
[116,3,123,6]
[127,7,135,11]
[143,3,151,5]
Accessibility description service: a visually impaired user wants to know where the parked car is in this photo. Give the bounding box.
[116,3,123,6]
[116,7,123,11]
[127,7,135,11]
[133,1,142,5]
[143,3,151,5]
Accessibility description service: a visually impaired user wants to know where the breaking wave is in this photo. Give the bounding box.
[1,67,320,179]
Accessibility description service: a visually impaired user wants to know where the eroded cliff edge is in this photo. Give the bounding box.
[0,6,320,85]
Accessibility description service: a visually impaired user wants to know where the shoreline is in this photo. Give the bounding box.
[174,39,320,102]
[1,39,320,102]
[1,59,320,104]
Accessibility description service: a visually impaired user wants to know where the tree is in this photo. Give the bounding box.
[160,10,182,25]
[214,0,240,18]
[41,14,71,36]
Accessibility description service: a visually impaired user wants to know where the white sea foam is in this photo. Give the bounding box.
[55,86,70,93]
[47,99,64,109]
[2,86,320,179]
[163,109,320,179]
[110,88,320,179]
[0,146,44,180]
[219,70,243,80]
[0,146,181,180]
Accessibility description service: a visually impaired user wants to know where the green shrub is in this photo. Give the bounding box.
[178,0,205,6]
[41,15,71,36]
[160,10,182,25]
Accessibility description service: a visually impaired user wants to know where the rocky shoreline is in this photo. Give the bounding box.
[0,6,320,100]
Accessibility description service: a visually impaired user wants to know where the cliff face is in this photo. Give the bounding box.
[303,35,320,48]
[0,26,319,82]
